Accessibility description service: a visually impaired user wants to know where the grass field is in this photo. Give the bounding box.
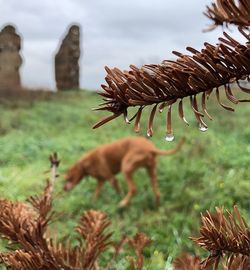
[0,90,250,268]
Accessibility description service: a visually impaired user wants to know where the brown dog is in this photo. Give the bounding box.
[64,137,185,207]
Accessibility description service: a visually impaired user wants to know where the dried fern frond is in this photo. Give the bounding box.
[204,0,250,31]
[27,180,54,231]
[191,206,250,270]
[94,29,250,139]
[27,153,60,231]
[223,255,250,269]
[0,250,47,270]
[0,200,36,244]
[0,248,70,270]
[172,253,250,270]
[1,210,113,270]
[173,253,206,270]
[0,153,152,270]
[0,153,64,270]
[76,210,113,270]
[127,233,151,270]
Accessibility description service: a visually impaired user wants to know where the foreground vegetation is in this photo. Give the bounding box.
[0,90,250,268]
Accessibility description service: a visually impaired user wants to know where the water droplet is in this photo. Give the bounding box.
[159,108,163,113]
[147,130,152,137]
[125,117,130,124]
[199,124,208,132]
[182,117,189,126]
[134,126,140,133]
[165,133,174,142]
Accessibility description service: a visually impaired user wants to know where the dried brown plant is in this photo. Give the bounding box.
[0,153,62,270]
[93,29,250,139]
[0,153,151,270]
[172,252,250,270]
[0,200,36,245]
[224,255,250,269]
[94,1,250,139]
[204,0,250,31]
[127,233,151,270]
[173,253,207,270]
[191,206,250,270]
[76,210,112,270]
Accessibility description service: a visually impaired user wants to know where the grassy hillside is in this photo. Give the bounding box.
[0,90,250,267]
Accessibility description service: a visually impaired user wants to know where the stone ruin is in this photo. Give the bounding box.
[55,25,81,91]
[0,25,22,91]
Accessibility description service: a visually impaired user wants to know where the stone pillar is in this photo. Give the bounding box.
[0,25,22,91]
[55,25,81,91]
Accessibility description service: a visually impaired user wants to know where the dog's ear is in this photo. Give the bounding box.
[76,159,89,177]
[80,158,90,170]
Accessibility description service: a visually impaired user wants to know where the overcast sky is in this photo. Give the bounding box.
[0,0,244,90]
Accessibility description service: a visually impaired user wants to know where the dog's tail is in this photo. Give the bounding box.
[153,137,185,156]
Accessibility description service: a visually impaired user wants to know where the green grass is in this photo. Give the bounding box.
[0,90,250,268]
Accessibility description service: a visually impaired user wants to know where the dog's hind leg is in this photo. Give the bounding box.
[110,176,121,194]
[118,170,136,207]
[93,180,105,201]
[146,159,161,206]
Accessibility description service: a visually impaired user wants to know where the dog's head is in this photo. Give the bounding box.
[64,162,88,191]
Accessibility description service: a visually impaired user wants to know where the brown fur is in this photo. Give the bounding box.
[64,137,185,207]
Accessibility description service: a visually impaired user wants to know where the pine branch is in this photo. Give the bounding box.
[191,206,250,270]
[204,0,250,31]
[94,29,250,138]
[173,253,207,270]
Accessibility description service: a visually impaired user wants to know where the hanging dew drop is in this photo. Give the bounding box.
[199,126,208,132]
[183,117,189,126]
[199,124,208,132]
[147,130,152,137]
[165,133,174,142]
[134,126,140,133]
[125,117,130,124]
